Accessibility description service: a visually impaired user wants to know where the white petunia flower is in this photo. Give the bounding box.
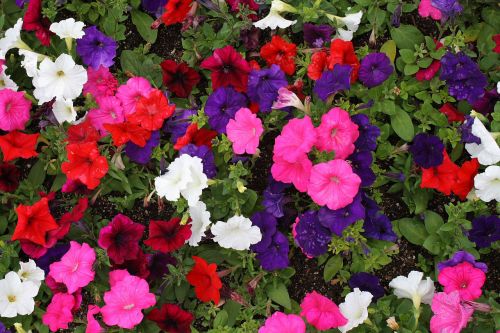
[181,157,208,206]
[465,117,500,166]
[17,260,44,288]
[49,18,85,39]
[32,53,87,105]
[327,11,363,41]
[253,0,297,30]
[474,165,500,202]
[0,19,27,59]
[52,98,77,124]
[0,65,18,91]
[18,49,41,78]
[272,87,305,111]
[0,272,39,318]
[389,271,435,309]
[337,28,354,41]
[211,215,262,250]
[187,201,212,246]
[338,288,373,333]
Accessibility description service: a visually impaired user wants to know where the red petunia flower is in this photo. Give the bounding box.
[0,131,39,162]
[288,79,306,100]
[186,256,222,304]
[98,214,145,265]
[420,151,459,195]
[66,120,101,144]
[161,0,193,26]
[260,35,297,76]
[0,163,20,192]
[103,122,151,147]
[113,248,150,279]
[22,0,52,46]
[12,198,58,246]
[439,103,465,123]
[144,218,192,253]
[147,304,194,333]
[307,51,329,81]
[200,45,251,93]
[416,39,443,81]
[174,123,217,150]
[160,60,200,98]
[493,34,500,53]
[61,142,108,190]
[452,158,480,200]
[328,39,360,82]
[127,89,175,131]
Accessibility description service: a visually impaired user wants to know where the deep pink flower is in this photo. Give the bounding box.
[85,305,103,333]
[418,0,442,20]
[83,66,119,99]
[42,293,75,332]
[314,107,359,159]
[273,116,316,163]
[226,108,263,154]
[438,262,486,301]
[87,96,125,135]
[271,154,312,192]
[0,88,32,131]
[430,291,473,333]
[307,160,361,210]
[300,291,347,330]
[49,241,96,294]
[258,312,306,333]
[116,76,153,116]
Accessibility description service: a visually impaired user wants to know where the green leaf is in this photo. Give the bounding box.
[413,188,431,214]
[399,49,416,64]
[266,282,291,309]
[423,234,442,255]
[397,218,428,245]
[404,64,419,75]
[390,110,414,141]
[323,256,343,282]
[417,57,433,68]
[223,300,241,327]
[390,25,424,50]
[131,9,157,43]
[424,211,444,234]
[27,160,46,188]
[213,310,228,328]
[380,40,397,63]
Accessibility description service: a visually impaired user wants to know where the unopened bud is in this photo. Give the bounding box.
[386,316,400,331]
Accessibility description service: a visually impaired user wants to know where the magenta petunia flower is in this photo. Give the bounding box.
[87,96,125,135]
[271,154,312,193]
[48,241,96,294]
[307,159,361,210]
[300,291,347,330]
[430,291,473,333]
[42,293,75,332]
[314,107,359,159]
[226,108,263,155]
[83,66,118,99]
[438,262,486,301]
[86,305,102,333]
[0,88,32,131]
[259,312,305,333]
[273,116,316,163]
[418,0,442,20]
[116,76,153,116]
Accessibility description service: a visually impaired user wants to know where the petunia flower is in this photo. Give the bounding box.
[438,250,488,273]
[204,87,247,133]
[125,130,160,164]
[294,211,332,258]
[303,23,334,48]
[273,116,316,163]
[49,241,96,294]
[409,133,445,168]
[160,59,200,98]
[87,96,125,135]
[248,65,288,112]
[430,291,473,333]
[76,26,117,69]
[17,260,44,288]
[12,198,58,247]
[144,218,192,253]
[338,288,373,333]
[104,122,151,147]
[49,18,85,40]
[318,193,365,236]
[180,144,217,178]
[349,272,385,300]
[271,154,312,193]
[147,303,194,333]
[432,0,463,21]
[0,63,18,91]
[389,271,435,309]
[253,0,298,30]
[161,0,193,26]
[83,66,118,99]
[22,0,52,46]
[85,305,102,333]
[187,201,212,246]
[418,0,442,20]
[66,119,100,144]
[0,19,26,59]
[315,107,359,159]
[0,88,32,131]
[0,163,20,192]
[300,291,347,330]
[363,210,398,242]
[307,51,329,81]
[0,271,39,318]
[211,215,262,250]
[0,131,39,162]
[52,98,77,124]
[258,312,305,333]
[42,293,75,332]
[127,89,175,131]
[452,158,480,200]
[173,123,217,150]
[186,256,222,304]
[420,151,459,195]
[314,65,352,101]
[439,103,464,123]
[113,249,150,279]
[272,87,305,111]
[256,232,290,271]
[358,53,393,88]
[468,215,500,248]
[438,262,486,301]
[116,76,153,116]
[464,117,500,166]
[260,35,297,75]
[18,49,41,78]
[326,11,363,41]
[226,108,263,155]
[474,165,500,202]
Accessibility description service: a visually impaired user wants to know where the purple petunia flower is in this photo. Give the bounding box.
[440,52,488,105]
[35,243,70,275]
[349,272,385,300]
[348,151,376,187]
[409,133,445,168]
[313,64,352,102]
[431,0,463,21]
[391,3,402,27]
[256,231,290,271]
[76,26,117,69]
[472,89,499,115]
[0,321,11,333]
[437,250,488,273]
[141,0,167,17]
[247,65,288,112]
[460,116,481,145]
[363,211,398,242]
[204,87,247,133]
[125,131,161,164]
[240,27,261,51]
[358,53,394,88]
[262,179,291,218]
[147,252,176,280]
[303,23,334,48]
[179,144,217,178]
[15,0,28,7]
[468,215,500,249]
[352,113,380,152]
[250,211,278,253]
[164,108,198,142]
[294,211,332,257]
[318,193,365,236]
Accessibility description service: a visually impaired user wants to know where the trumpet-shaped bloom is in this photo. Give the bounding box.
[0,88,31,131]
[358,53,393,88]
[52,98,77,124]
[186,256,222,304]
[42,293,75,332]
[12,198,58,246]
[147,303,194,333]
[160,59,200,98]
[144,218,192,253]
[161,0,193,26]
[0,131,39,162]
[389,271,435,309]
[187,201,212,246]
[300,291,347,330]
[204,87,247,133]
[272,87,305,111]
[338,288,373,333]
[464,117,500,165]
[211,215,262,250]
[438,262,486,301]
[0,271,39,318]
[76,26,117,69]
[469,215,500,248]
[260,35,297,75]
[271,154,312,192]
[247,65,288,112]
[116,76,153,116]
[420,151,459,195]
[430,291,473,333]
[253,0,298,30]
[0,19,24,58]
[127,89,175,131]
[273,116,316,163]
[294,211,332,257]
[49,18,85,39]
[314,65,352,101]
[258,312,305,333]
[226,108,263,154]
[17,260,44,288]
[409,133,445,168]
[474,165,500,202]
[87,96,125,135]
[419,0,442,20]
[85,305,102,333]
[83,66,118,99]
[315,107,359,159]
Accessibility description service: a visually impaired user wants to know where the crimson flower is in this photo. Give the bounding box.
[0,163,20,192]
[494,34,500,53]
[161,60,200,98]
[328,39,360,82]
[420,151,459,195]
[0,131,39,162]
[147,304,194,333]
[98,214,145,264]
[187,256,222,304]
[22,0,52,46]
[439,103,465,123]
[12,198,58,246]
[307,51,329,81]
[66,120,101,144]
[144,218,192,253]
[452,159,480,200]
[127,89,175,131]
[61,142,108,190]
[161,0,193,26]
[174,123,217,150]
[103,122,151,147]
[260,35,297,76]
[113,249,150,279]
[201,45,251,93]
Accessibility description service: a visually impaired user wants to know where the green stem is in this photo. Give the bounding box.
[413,306,421,331]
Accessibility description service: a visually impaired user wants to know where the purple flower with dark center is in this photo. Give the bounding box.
[35,243,70,275]
[437,250,488,273]
[256,231,290,271]
[440,52,488,105]
[431,0,463,21]
[247,65,288,112]
[240,27,261,51]
[348,151,376,187]
[468,215,500,248]
[250,211,278,253]
[141,0,167,17]
[352,113,380,152]
[76,26,117,69]
[303,23,334,48]
[318,193,365,236]
[294,211,332,257]
[460,116,481,145]
[204,87,247,133]
[313,64,352,102]
[262,179,291,218]
[358,53,394,88]
[125,130,160,164]
[147,252,176,280]
[472,89,499,115]
[164,108,198,142]
[364,211,397,242]
[409,133,445,168]
[179,144,217,178]
[349,272,385,300]
[391,3,402,27]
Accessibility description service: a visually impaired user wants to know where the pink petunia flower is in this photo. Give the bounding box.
[83,66,119,99]
[85,305,103,333]
[307,159,361,210]
[49,241,96,294]
[226,108,264,155]
[87,96,125,135]
[273,116,316,163]
[116,76,153,116]
[259,312,306,333]
[438,262,486,301]
[101,270,156,329]
[314,107,359,159]
[418,0,442,20]
[300,291,348,330]
[42,293,75,332]
[0,88,32,131]
[430,291,473,333]
[271,154,312,192]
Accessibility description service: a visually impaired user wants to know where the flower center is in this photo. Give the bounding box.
[331,128,338,138]
[461,282,468,289]
[8,295,16,303]
[56,70,65,77]
[330,176,340,183]
[72,263,79,272]
[123,303,135,310]
[0,79,5,87]
[5,102,12,113]
[222,65,232,73]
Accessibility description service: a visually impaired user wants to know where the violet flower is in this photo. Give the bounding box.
[147,252,176,280]
[318,193,365,236]
[303,23,334,48]
[262,180,290,218]
[409,133,445,168]
[472,89,499,115]
[358,53,394,88]
[125,131,160,164]
[352,113,380,152]
[164,108,198,143]
[348,151,376,187]
[460,116,481,145]
[313,64,352,102]
[141,0,167,17]
[256,232,290,271]
[468,215,500,249]
[76,26,117,69]
[250,211,278,253]
[35,243,70,275]
[247,65,288,112]
[438,250,488,273]
[294,211,332,258]
[391,3,402,27]
[349,272,385,300]
[431,0,463,21]
[363,211,398,242]
[204,87,247,133]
